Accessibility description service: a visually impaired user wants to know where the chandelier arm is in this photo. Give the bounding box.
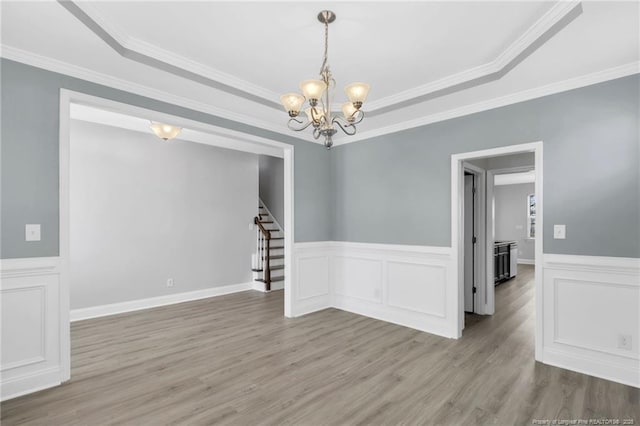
[332,109,365,128]
[332,118,358,136]
[287,117,314,132]
[309,106,323,126]
[312,127,321,139]
[349,109,365,125]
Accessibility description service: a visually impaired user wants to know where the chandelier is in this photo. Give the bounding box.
[279,10,370,149]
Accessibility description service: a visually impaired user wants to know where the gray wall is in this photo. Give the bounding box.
[70,120,257,308]
[332,75,640,257]
[2,58,639,259]
[0,59,332,258]
[494,183,536,262]
[258,155,284,227]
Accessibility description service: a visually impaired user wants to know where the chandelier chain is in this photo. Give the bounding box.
[320,19,329,75]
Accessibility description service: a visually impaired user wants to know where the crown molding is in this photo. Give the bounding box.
[2,48,636,149]
[335,61,640,147]
[58,0,581,116]
[0,44,311,143]
[365,1,582,112]
[60,1,282,109]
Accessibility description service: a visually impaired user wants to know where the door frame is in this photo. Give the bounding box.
[59,89,296,381]
[462,163,487,315]
[451,141,543,361]
[485,165,535,315]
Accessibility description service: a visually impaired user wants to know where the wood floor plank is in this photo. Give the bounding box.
[2,265,638,425]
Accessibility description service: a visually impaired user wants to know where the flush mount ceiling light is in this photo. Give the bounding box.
[149,122,182,141]
[280,10,370,149]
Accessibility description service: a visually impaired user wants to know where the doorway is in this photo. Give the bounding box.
[58,90,296,385]
[452,142,543,361]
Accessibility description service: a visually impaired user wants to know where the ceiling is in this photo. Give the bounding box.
[1,1,638,145]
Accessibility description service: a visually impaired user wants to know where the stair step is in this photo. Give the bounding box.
[263,255,284,260]
[259,221,273,224]
[270,246,284,250]
[255,276,285,283]
[251,265,284,272]
[271,237,284,240]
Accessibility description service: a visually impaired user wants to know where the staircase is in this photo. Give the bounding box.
[252,202,284,291]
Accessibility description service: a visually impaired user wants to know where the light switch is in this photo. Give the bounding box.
[25,224,41,242]
[554,224,566,239]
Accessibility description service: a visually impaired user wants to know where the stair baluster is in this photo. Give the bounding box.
[254,216,271,291]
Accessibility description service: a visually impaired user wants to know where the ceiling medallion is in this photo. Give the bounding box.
[280,10,370,149]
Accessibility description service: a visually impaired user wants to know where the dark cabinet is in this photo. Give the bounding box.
[494,241,517,284]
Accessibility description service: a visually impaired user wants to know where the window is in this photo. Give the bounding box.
[527,194,536,238]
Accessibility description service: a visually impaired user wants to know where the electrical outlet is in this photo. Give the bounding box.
[554,224,566,239]
[618,334,632,350]
[167,278,174,288]
[25,224,41,242]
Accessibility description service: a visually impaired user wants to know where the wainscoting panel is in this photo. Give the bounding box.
[333,256,383,303]
[331,242,455,338]
[386,261,447,318]
[1,257,65,401]
[542,254,640,388]
[292,243,332,316]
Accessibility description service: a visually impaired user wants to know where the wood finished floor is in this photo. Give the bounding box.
[2,265,639,425]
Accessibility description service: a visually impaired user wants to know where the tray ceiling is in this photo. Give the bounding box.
[1,1,638,145]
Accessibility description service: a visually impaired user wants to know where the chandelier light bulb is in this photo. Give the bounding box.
[305,107,325,125]
[150,122,182,141]
[280,93,305,117]
[341,102,358,122]
[300,79,327,105]
[344,82,371,109]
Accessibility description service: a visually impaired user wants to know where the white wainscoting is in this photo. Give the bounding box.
[1,257,67,401]
[331,242,456,338]
[293,242,456,337]
[542,254,640,388]
[292,242,332,316]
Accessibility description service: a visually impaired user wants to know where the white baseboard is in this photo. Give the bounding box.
[543,347,639,388]
[1,367,62,402]
[517,258,535,265]
[70,282,253,322]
